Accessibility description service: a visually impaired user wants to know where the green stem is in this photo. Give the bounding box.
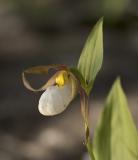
[80,90,95,160]
[86,138,95,160]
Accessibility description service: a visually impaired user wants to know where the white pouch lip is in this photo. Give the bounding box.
[38,84,73,116]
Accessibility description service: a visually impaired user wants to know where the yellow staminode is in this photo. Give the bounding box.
[56,71,69,87]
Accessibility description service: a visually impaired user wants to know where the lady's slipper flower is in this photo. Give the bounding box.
[22,65,78,116]
[22,18,103,160]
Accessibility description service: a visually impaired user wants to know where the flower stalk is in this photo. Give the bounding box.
[80,89,95,160]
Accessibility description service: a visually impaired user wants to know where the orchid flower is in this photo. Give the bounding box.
[22,65,78,116]
[22,17,103,160]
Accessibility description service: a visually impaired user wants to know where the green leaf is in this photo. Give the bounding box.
[70,67,87,92]
[93,78,138,160]
[77,17,103,95]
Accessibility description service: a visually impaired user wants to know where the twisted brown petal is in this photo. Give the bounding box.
[22,64,67,92]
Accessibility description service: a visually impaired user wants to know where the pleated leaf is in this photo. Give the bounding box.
[77,17,103,95]
[94,78,138,160]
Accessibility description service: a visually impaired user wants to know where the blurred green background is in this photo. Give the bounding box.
[0,0,138,160]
